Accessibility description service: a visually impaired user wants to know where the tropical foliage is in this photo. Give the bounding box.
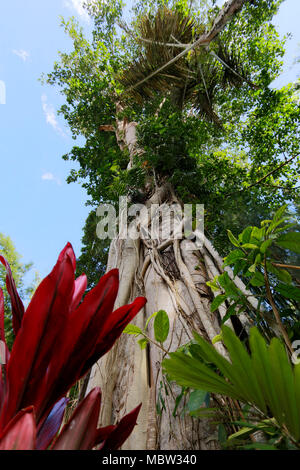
[162,206,300,449]
[0,233,38,348]
[0,243,146,449]
[163,325,300,449]
[42,0,299,257]
[41,0,300,450]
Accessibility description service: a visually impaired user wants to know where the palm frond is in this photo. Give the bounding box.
[118,3,257,125]
[118,7,201,102]
[163,326,300,444]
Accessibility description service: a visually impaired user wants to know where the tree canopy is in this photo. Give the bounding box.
[42,0,299,273]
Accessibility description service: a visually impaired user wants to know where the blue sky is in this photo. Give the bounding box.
[0,0,299,283]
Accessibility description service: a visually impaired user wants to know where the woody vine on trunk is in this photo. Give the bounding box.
[44,0,300,450]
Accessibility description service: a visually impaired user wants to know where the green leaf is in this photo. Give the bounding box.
[261,220,272,227]
[248,263,256,273]
[250,271,265,287]
[154,309,170,343]
[273,205,288,222]
[241,243,259,250]
[267,217,289,234]
[227,230,240,247]
[218,424,227,444]
[163,347,241,399]
[233,259,248,277]
[254,253,262,265]
[212,333,223,344]
[238,226,253,244]
[274,223,297,234]
[266,261,292,284]
[251,226,264,241]
[260,239,273,253]
[222,326,267,412]
[211,294,227,312]
[206,276,220,292]
[223,249,244,267]
[276,232,300,254]
[172,387,185,417]
[268,337,300,439]
[221,303,237,324]
[218,272,243,300]
[138,337,148,349]
[145,311,158,330]
[275,283,300,301]
[123,324,143,336]
[187,390,208,412]
[249,329,282,426]
[228,426,254,441]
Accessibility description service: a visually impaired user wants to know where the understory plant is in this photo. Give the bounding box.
[0,243,146,450]
[162,205,300,449]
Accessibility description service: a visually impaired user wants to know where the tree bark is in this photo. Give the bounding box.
[86,21,276,442]
[86,109,263,449]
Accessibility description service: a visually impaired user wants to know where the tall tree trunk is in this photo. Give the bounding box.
[86,112,261,450]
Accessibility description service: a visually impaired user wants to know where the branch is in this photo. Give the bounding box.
[272,262,300,271]
[207,48,259,89]
[122,0,248,96]
[118,21,191,49]
[226,153,299,196]
[245,154,299,191]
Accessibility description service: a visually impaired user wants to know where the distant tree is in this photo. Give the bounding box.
[0,233,39,348]
[76,210,109,291]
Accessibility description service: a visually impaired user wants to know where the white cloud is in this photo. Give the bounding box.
[41,172,61,185]
[12,49,30,62]
[64,0,90,21]
[41,94,66,137]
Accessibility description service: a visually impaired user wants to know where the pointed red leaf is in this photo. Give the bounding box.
[81,296,147,375]
[36,397,68,450]
[0,288,4,343]
[58,242,76,271]
[0,407,36,450]
[93,425,116,447]
[37,270,119,416]
[51,388,101,450]
[70,273,87,310]
[100,404,142,450]
[0,288,9,407]
[0,255,24,335]
[1,244,75,427]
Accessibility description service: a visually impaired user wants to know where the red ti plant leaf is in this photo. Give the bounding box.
[33,268,121,422]
[0,288,5,407]
[51,388,101,450]
[93,425,116,447]
[0,255,24,335]
[99,403,142,450]
[0,242,146,450]
[0,407,36,450]
[36,397,68,450]
[70,273,87,311]
[81,298,147,375]
[0,287,4,344]
[0,243,75,428]
[0,288,9,409]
